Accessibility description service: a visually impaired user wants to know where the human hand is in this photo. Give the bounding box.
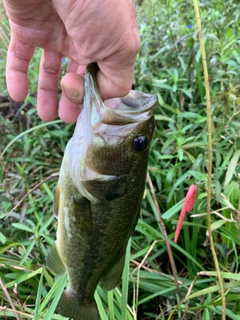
[3,0,140,122]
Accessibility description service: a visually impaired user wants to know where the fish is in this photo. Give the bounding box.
[47,63,157,320]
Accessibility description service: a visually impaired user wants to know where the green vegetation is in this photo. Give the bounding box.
[1,0,240,319]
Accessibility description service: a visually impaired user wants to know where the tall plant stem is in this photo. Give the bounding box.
[147,173,182,301]
[192,0,226,318]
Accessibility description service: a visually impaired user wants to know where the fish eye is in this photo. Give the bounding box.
[132,135,148,152]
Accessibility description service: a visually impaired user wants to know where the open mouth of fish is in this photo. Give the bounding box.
[64,64,157,202]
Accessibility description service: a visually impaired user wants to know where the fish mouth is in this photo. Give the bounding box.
[66,63,157,200]
[102,91,156,124]
[84,63,157,127]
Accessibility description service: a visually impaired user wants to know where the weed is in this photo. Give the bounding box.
[1,0,240,319]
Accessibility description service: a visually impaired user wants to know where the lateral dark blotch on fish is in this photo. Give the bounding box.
[47,63,157,320]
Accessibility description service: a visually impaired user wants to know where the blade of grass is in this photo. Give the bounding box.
[0,277,20,320]
[0,119,62,159]
[223,149,240,188]
[5,173,59,220]
[43,273,68,319]
[107,290,115,320]
[121,239,131,320]
[147,172,182,301]
[33,268,44,320]
[95,289,108,320]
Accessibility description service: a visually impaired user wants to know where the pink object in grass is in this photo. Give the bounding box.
[174,184,197,243]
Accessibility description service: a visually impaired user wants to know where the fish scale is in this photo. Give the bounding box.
[47,63,157,320]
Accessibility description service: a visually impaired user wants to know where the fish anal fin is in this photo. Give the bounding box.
[46,243,65,275]
[57,287,99,320]
[101,252,126,291]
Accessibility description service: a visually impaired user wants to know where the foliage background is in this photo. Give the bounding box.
[0,0,240,319]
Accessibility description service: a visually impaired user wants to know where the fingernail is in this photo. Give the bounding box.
[63,86,80,99]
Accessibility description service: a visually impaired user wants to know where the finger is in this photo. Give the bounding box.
[59,71,84,122]
[6,34,35,101]
[58,93,83,123]
[96,65,133,100]
[61,72,84,105]
[65,60,88,76]
[97,40,139,100]
[97,59,135,100]
[37,50,62,121]
[58,61,87,122]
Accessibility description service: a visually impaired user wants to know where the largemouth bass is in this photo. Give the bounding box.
[47,63,157,320]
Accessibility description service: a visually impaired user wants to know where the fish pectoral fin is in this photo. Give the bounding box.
[100,251,126,291]
[82,174,128,202]
[57,287,99,320]
[46,243,65,275]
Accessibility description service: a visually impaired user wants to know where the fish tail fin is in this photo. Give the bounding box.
[57,287,99,320]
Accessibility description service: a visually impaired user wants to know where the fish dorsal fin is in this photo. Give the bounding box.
[46,243,65,275]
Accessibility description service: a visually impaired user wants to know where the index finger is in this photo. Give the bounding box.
[6,34,35,101]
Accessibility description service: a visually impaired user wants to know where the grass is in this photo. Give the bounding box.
[1,0,240,319]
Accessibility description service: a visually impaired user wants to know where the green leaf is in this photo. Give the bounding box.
[12,223,35,233]
[224,149,240,188]
[206,220,226,236]
[0,232,6,244]
[162,199,184,219]
[121,239,131,320]
[33,268,44,320]
[43,273,68,319]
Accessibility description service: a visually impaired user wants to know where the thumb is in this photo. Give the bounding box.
[61,72,84,105]
[97,64,134,100]
[97,43,139,100]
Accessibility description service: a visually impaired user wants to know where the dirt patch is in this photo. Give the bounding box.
[0,94,36,132]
